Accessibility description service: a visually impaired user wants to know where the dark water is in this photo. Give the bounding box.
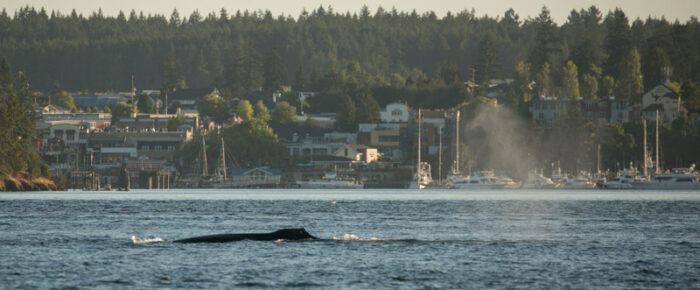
[2,189,700,289]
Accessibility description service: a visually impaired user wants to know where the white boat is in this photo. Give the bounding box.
[448,170,519,190]
[409,162,432,189]
[603,169,642,189]
[559,176,596,189]
[521,172,557,189]
[296,173,363,189]
[630,166,700,190]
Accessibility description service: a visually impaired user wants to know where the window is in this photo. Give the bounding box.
[392,109,402,116]
[538,113,544,120]
[379,136,399,142]
[66,130,76,141]
[168,145,175,151]
[141,145,149,151]
[154,145,162,151]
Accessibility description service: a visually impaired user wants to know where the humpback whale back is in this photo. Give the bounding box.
[173,228,317,243]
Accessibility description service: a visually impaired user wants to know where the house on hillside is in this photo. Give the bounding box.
[42,104,71,114]
[167,88,221,114]
[334,144,379,163]
[380,103,410,123]
[641,84,687,124]
[357,123,405,161]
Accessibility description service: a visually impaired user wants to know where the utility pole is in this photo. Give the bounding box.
[470,68,476,98]
[131,75,135,105]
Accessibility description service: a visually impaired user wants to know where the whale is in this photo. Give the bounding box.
[173,228,318,243]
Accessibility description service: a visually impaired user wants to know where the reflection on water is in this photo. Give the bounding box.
[2,188,700,200]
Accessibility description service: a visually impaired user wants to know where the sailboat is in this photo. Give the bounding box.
[446,111,519,190]
[210,134,281,188]
[630,110,700,189]
[409,109,432,189]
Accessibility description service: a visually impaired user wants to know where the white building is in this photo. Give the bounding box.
[641,84,686,124]
[380,103,410,123]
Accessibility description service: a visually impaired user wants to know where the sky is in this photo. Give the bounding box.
[2,0,699,24]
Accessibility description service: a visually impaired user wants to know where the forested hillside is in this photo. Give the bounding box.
[1,5,699,97]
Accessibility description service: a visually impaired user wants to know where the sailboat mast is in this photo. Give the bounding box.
[655,110,660,174]
[455,110,460,173]
[202,136,208,177]
[221,136,227,181]
[438,125,442,183]
[643,118,647,177]
[417,109,421,176]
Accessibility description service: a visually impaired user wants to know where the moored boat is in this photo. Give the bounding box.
[296,173,363,189]
[630,166,700,190]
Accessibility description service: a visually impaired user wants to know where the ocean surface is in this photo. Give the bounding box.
[2,189,700,289]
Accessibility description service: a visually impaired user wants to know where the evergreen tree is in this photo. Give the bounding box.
[336,94,356,132]
[163,44,186,94]
[613,48,644,101]
[528,7,560,73]
[603,9,633,80]
[262,47,287,98]
[223,36,245,99]
[137,93,155,114]
[354,89,380,123]
[438,63,461,85]
[643,47,671,89]
[293,64,308,92]
[240,39,262,96]
[561,61,580,97]
[476,34,498,88]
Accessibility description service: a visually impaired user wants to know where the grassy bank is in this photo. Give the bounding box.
[0,174,62,191]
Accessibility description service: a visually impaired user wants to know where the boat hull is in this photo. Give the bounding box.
[630,182,700,190]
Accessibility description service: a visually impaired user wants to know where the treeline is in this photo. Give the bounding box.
[1,5,699,99]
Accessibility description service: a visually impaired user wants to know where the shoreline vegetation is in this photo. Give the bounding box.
[0,174,61,191]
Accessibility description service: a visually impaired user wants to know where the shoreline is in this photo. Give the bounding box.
[0,175,61,191]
